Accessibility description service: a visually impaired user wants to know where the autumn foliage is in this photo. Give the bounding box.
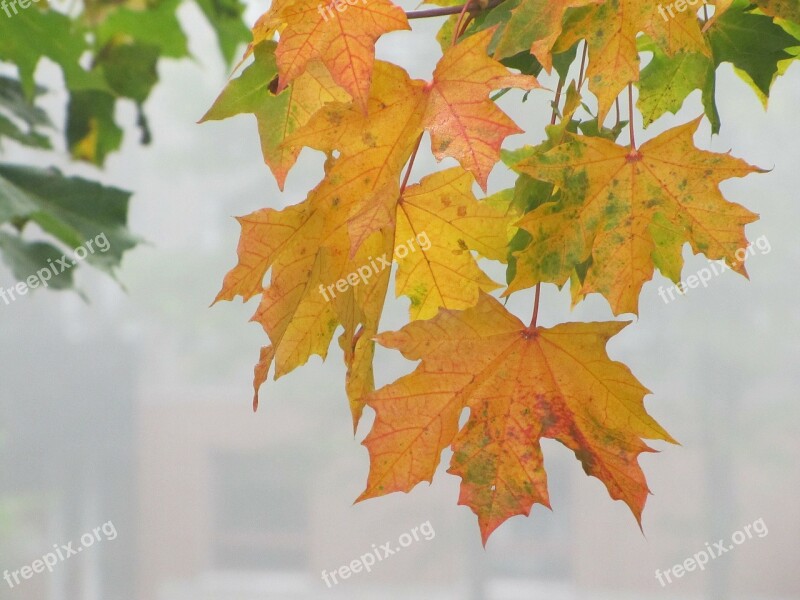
[204,0,797,541]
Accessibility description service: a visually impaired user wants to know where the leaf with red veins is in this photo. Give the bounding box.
[358,293,675,543]
[275,0,409,111]
[424,28,540,190]
[214,203,308,303]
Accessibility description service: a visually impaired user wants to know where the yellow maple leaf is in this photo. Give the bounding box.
[395,167,516,320]
[216,149,396,424]
[494,0,602,71]
[557,0,709,120]
[507,117,762,315]
[286,62,524,319]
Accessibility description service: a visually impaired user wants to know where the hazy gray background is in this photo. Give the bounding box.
[1,2,799,599]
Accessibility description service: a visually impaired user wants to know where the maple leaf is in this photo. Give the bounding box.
[506,118,761,315]
[555,0,709,120]
[215,150,396,424]
[395,167,517,320]
[706,2,800,102]
[271,0,410,110]
[636,38,712,128]
[220,55,529,415]
[358,293,675,542]
[282,30,536,256]
[424,28,540,190]
[493,0,602,71]
[286,28,539,199]
[710,0,800,27]
[201,41,349,189]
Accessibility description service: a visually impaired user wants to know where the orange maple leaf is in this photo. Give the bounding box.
[358,293,676,543]
[285,28,539,216]
[424,28,540,190]
[272,0,410,111]
[216,33,537,415]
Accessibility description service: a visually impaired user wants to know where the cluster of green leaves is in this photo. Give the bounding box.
[638,0,800,132]
[0,0,250,291]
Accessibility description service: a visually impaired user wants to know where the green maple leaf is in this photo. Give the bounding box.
[201,41,349,189]
[637,38,711,128]
[0,10,108,99]
[707,0,799,100]
[0,165,138,276]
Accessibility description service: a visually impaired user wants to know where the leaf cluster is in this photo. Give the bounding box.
[208,0,797,540]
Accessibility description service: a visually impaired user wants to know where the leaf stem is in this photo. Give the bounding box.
[405,0,505,20]
[530,77,566,330]
[627,83,637,150]
[457,13,475,40]
[577,42,588,90]
[530,283,542,328]
[551,78,565,126]
[452,1,473,46]
[490,88,511,101]
[400,133,424,194]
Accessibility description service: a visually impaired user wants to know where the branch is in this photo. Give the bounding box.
[406,0,505,20]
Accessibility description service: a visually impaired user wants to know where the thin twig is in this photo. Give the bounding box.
[400,133,424,194]
[577,42,588,90]
[628,83,637,150]
[530,78,565,330]
[406,0,505,20]
[452,1,473,46]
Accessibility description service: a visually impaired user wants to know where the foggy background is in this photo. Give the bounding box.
[1,2,798,599]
